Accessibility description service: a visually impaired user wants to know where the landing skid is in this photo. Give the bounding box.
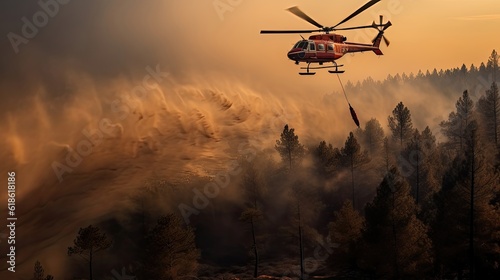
[299,63,316,75]
[328,70,345,74]
[298,62,344,75]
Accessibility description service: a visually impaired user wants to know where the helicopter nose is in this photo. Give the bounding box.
[287,49,305,61]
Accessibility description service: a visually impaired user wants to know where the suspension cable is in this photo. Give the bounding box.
[336,74,360,128]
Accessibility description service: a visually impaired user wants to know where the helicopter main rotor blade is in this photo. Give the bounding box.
[287,6,324,29]
[333,24,379,31]
[260,29,319,34]
[332,0,381,29]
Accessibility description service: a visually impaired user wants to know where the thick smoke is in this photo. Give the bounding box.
[0,72,460,279]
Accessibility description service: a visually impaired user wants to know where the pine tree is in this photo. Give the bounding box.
[440,90,475,152]
[33,261,44,280]
[313,141,340,177]
[239,159,266,278]
[433,121,500,279]
[142,214,199,280]
[400,129,424,205]
[359,118,385,157]
[421,126,436,151]
[477,82,500,148]
[67,225,112,280]
[297,191,305,280]
[383,137,392,173]
[360,168,433,279]
[419,126,441,202]
[400,128,440,206]
[487,49,499,82]
[433,155,470,278]
[328,200,364,270]
[479,62,487,73]
[288,180,323,280]
[460,63,469,93]
[340,132,369,208]
[470,64,478,73]
[388,102,414,147]
[357,119,387,180]
[275,124,305,170]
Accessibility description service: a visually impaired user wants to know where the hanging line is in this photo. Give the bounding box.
[336,74,360,128]
[336,74,350,105]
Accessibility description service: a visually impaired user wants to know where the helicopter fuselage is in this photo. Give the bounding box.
[287,34,382,65]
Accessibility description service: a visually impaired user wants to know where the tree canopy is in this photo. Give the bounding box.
[388,102,413,147]
[275,124,306,170]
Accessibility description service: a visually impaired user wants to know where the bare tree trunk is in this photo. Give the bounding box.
[391,192,400,279]
[351,156,355,209]
[142,199,147,237]
[251,217,259,278]
[494,96,498,147]
[89,249,93,280]
[400,128,403,147]
[416,146,420,205]
[469,131,476,280]
[384,139,390,173]
[298,203,304,280]
[460,120,463,152]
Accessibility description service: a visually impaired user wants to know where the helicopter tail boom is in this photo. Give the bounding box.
[373,48,383,55]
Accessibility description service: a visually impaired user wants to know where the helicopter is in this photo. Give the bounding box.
[261,0,392,75]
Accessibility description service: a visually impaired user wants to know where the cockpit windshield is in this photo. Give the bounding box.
[293,40,308,50]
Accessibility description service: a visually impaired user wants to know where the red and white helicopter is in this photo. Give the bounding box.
[261,0,391,75]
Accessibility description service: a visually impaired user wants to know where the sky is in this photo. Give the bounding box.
[207,0,500,82]
[2,1,499,86]
[0,0,499,278]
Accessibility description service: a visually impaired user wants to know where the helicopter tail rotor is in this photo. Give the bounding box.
[371,15,391,47]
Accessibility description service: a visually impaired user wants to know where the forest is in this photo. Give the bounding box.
[32,51,500,280]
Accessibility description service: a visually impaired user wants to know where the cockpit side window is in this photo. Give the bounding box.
[309,42,315,51]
